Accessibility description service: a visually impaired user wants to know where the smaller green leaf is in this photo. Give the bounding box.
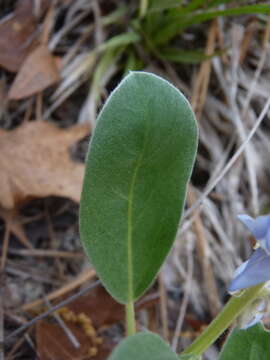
[123,51,143,75]
[98,32,140,52]
[148,0,183,11]
[218,323,270,360]
[108,332,179,360]
[161,47,219,64]
[154,4,270,45]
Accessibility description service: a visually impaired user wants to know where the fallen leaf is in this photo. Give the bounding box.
[36,286,118,360]
[0,0,48,72]
[0,121,90,209]
[36,320,112,360]
[8,45,60,100]
[36,285,159,360]
[67,286,124,328]
[67,286,158,328]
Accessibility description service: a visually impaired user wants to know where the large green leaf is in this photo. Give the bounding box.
[218,324,270,360]
[108,332,179,360]
[80,72,198,304]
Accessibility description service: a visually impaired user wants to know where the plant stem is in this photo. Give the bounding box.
[182,283,265,356]
[139,0,148,18]
[126,301,136,336]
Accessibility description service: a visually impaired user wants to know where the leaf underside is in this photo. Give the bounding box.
[79,71,198,304]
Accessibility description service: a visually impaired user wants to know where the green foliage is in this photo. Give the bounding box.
[80,72,198,304]
[93,1,270,95]
[152,4,270,45]
[108,332,179,360]
[219,324,270,360]
[161,47,219,64]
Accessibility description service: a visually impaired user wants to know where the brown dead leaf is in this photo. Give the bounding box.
[0,121,90,209]
[8,45,60,100]
[0,0,48,72]
[67,286,125,328]
[36,321,113,360]
[36,285,159,360]
[36,286,118,360]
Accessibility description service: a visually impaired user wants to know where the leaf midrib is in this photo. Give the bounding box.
[127,120,150,302]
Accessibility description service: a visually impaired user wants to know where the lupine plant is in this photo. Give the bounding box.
[80,72,270,359]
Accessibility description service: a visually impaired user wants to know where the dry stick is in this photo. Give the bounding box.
[44,297,80,349]
[242,15,270,119]
[189,20,221,317]
[5,280,100,342]
[0,209,34,250]
[239,19,257,64]
[5,248,84,259]
[22,268,96,311]
[187,187,221,318]
[24,333,40,359]
[172,238,194,352]
[0,274,4,360]
[6,333,26,360]
[183,95,270,221]
[1,212,11,270]
[41,4,55,46]
[191,19,217,119]
[231,25,259,215]
[92,0,104,47]
[158,273,169,342]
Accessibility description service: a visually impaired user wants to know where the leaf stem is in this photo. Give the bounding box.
[139,0,148,18]
[126,301,136,336]
[182,283,265,356]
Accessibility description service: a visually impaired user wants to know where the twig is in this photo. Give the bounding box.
[242,15,270,118]
[0,273,4,360]
[24,333,40,359]
[6,333,25,360]
[4,248,84,259]
[5,280,100,342]
[188,186,221,317]
[22,268,96,311]
[158,272,169,342]
[191,19,217,119]
[44,297,80,349]
[172,236,194,352]
[1,212,11,270]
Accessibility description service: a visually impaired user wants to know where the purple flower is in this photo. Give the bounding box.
[228,214,270,293]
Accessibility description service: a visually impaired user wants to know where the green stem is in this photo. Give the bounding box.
[139,0,148,18]
[182,283,265,356]
[126,301,136,336]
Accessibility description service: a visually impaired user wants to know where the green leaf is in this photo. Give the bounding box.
[123,51,144,75]
[218,324,270,360]
[108,332,179,360]
[154,4,270,45]
[80,72,198,304]
[98,31,140,52]
[148,0,183,11]
[161,47,219,64]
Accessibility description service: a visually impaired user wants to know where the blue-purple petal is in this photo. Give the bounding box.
[228,247,270,292]
[237,214,270,239]
[265,226,270,253]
